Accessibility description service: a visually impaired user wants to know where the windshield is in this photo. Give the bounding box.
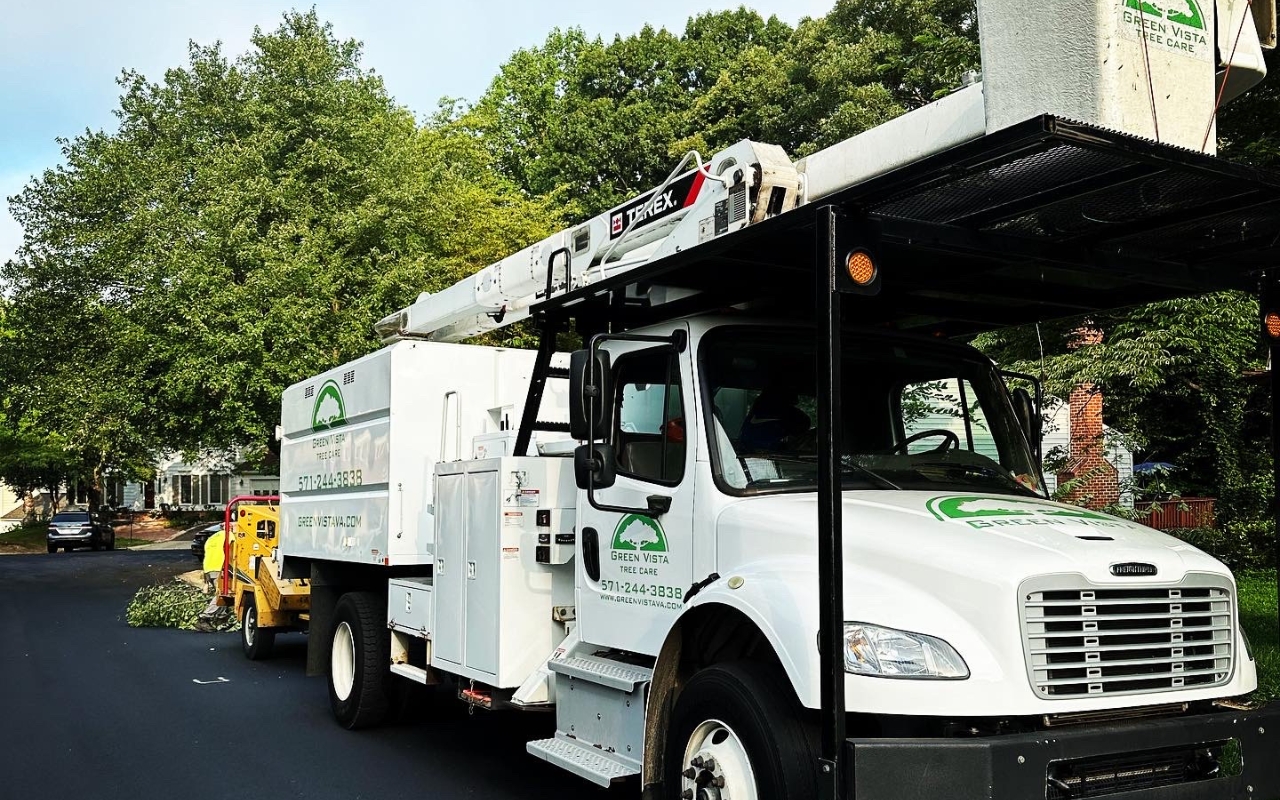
[52,513,90,524]
[700,328,1044,497]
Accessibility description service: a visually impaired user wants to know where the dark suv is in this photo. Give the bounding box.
[47,511,115,553]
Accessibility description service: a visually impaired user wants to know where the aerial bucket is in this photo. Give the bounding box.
[978,0,1268,153]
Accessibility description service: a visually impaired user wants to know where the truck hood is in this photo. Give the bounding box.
[710,491,1247,715]
[715,490,1226,585]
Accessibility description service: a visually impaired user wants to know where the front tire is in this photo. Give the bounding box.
[327,592,391,729]
[664,661,818,800]
[47,544,56,554]
[241,598,276,660]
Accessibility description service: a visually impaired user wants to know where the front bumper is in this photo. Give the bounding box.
[48,533,94,547]
[848,703,1280,800]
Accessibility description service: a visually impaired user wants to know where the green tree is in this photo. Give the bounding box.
[472,1,981,218]
[0,418,78,518]
[2,11,557,481]
[974,294,1269,522]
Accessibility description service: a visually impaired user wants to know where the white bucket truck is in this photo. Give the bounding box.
[273,0,1280,796]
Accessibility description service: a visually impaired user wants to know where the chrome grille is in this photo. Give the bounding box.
[1021,576,1234,699]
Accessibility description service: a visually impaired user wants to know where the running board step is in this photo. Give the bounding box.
[527,733,639,786]
[389,663,431,685]
[548,655,653,692]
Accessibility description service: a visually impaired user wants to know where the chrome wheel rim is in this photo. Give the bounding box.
[681,718,756,800]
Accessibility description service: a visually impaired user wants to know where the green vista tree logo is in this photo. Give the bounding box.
[1124,0,1205,29]
[927,495,1112,522]
[312,380,347,430]
[611,514,669,552]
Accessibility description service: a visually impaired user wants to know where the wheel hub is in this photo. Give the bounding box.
[680,720,755,800]
[331,620,356,701]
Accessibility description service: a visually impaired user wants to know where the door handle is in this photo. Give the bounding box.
[582,527,601,582]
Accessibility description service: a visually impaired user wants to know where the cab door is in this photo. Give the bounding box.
[576,326,695,656]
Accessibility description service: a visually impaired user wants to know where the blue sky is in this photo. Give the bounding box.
[0,0,831,265]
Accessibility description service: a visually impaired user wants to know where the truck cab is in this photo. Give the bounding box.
[558,317,1255,797]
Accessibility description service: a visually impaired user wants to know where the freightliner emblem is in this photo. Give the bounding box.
[1110,562,1158,576]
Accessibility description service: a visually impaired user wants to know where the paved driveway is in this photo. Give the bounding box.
[0,551,617,799]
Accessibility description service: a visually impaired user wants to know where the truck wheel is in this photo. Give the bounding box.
[328,592,391,729]
[241,598,276,660]
[47,544,56,554]
[665,661,817,800]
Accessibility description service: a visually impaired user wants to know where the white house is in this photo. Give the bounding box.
[1041,398,1135,508]
[105,450,279,512]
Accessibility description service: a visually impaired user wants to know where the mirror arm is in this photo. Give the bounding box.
[646,495,672,516]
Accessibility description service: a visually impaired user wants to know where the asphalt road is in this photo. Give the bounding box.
[0,551,617,800]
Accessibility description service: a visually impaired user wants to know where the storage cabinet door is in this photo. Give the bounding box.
[464,469,500,676]
[434,471,466,665]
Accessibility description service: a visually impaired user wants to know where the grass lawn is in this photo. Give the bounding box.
[0,523,159,553]
[1238,570,1279,703]
[0,522,49,551]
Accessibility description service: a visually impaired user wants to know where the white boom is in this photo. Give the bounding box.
[374,0,1272,346]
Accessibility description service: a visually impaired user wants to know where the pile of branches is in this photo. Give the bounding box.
[125,580,237,631]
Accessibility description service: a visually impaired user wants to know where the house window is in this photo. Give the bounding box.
[209,476,225,505]
[179,475,192,505]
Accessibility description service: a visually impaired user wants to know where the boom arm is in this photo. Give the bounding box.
[374,0,1273,345]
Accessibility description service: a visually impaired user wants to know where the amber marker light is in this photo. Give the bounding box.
[846,250,876,286]
[1266,312,1280,339]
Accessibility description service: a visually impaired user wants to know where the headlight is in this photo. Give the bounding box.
[843,623,969,679]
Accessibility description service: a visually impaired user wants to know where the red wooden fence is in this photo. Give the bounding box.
[1139,498,1216,530]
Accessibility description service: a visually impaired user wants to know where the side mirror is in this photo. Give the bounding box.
[569,348,612,441]
[1011,387,1039,454]
[575,443,617,490]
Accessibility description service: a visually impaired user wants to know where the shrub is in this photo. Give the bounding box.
[1165,520,1276,571]
[162,509,222,529]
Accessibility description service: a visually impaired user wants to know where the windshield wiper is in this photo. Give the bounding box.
[911,459,1041,496]
[840,456,902,491]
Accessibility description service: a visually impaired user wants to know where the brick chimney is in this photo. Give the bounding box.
[1056,326,1120,509]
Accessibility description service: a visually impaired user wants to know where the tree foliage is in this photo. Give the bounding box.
[0,2,1276,524]
[468,0,980,218]
[974,294,1270,522]
[2,12,558,484]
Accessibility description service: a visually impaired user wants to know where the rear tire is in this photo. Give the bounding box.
[106,534,115,551]
[327,592,391,729]
[241,598,276,661]
[664,661,818,800]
